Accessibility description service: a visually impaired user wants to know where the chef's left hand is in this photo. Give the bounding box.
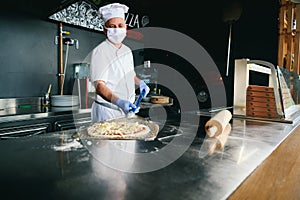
[139,80,150,97]
[116,98,136,114]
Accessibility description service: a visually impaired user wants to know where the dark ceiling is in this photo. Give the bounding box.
[0,0,280,66]
[0,0,279,29]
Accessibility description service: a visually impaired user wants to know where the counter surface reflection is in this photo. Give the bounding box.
[0,112,298,200]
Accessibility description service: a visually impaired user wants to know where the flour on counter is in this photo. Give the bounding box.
[52,139,83,151]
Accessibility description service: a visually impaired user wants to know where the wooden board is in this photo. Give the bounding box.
[246,91,275,98]
[151,96,170,104]
[247,85,274,93]
[246,101,277,108]
[246,106,278,113]
[246,110,281,119]
[228,124,300,200]
[246,96,277,103]
[246,85,280,119]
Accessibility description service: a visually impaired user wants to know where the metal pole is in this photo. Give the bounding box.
[226,23,232,77]
[59,22,64,95]
[60,43,69,95]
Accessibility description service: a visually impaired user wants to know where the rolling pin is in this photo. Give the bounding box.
[200,123,232,156]
[205,110,232,137]
[208,123,231,153]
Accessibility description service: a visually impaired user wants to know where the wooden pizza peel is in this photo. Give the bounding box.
[72,115,161,168]
[70,92,162,169]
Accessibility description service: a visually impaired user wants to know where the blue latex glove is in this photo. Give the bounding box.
[115,99,136,114]
[139,80,150,97]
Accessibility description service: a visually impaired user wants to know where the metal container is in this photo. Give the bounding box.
[51,95,79,107]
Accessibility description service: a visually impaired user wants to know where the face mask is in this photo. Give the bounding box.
[106,28,127,44]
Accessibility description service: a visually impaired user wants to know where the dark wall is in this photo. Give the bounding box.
[0,0,143,98]
[0,0,280,106]
[0,12,104,98]
[233,0,279,62]
[138,0,279,65]
[139,0,280,107]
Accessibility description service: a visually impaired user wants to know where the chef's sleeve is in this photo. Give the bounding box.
[90,48,110,83]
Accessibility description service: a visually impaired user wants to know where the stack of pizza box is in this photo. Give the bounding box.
[246,85,281,119]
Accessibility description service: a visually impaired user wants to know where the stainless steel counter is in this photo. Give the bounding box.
[0,111,298,200]
[0,97,91,123]
[0,105,91,122]
[0,104,92,137]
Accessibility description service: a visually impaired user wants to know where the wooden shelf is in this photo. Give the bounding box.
[278,0,300,74]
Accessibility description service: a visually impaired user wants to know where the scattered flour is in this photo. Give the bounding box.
[52,139,83,152]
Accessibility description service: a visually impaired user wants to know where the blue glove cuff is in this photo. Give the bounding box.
[139,80,150,97]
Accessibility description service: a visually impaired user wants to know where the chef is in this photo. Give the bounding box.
[90,3,150,123]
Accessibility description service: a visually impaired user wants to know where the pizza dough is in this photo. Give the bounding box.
[83,116,159,140]
[87,121,151,139]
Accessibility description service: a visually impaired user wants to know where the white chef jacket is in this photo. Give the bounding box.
[90,39,136,122]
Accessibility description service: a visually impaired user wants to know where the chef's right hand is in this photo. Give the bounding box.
[115,99,136,114]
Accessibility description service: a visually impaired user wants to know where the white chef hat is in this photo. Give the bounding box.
[98,3,129,23]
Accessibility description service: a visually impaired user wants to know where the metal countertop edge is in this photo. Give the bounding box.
[0,108,92,123]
